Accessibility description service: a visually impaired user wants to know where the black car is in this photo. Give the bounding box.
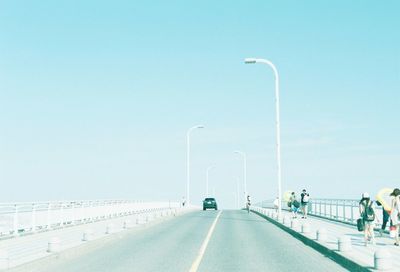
[203,198,218,210]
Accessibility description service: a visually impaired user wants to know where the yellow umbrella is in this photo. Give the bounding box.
[283,190,293,202]
[376,188,393,212]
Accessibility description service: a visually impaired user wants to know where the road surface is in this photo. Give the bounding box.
[12,210,347,272]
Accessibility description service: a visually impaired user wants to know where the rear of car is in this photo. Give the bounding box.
[203,198,218,210]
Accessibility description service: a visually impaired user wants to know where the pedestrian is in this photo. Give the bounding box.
[273,197,279,213]
[181,196,186,208]
[300,189,310,219]
[389,188,400,246]
[359,193,377,246]
[376,200,390,236]
[289,192,300,218]
[246,195,251,214]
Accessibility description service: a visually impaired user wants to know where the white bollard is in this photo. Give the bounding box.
[283,216,291,226]
[338,236,352,252]
[374,249,392,271]
[0,249,9,270]
[82,229,93,241]
[317,228,327,242]
[291,219,300,231]
[301,222,311,234]
[47,237,61,253]
[106,224,115,234]
[123,220,131,229]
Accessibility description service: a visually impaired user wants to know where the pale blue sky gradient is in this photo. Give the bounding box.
[0,1,399,207]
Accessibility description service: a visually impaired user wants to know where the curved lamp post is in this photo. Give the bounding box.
[244,57,282,217]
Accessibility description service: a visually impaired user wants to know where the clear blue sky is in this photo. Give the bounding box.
[0,1,399,207]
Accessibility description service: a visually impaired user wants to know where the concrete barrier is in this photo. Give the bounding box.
[338,236,352,252]
[47,237,61,253]
[317,228,327,242]
[374,249,392,271]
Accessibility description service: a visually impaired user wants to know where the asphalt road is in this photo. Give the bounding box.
[14,210,347,272]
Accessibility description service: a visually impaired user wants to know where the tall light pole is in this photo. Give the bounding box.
[244,57,282,217]
[206,165,215,197]
[186,125,204,205]
[234,150,247,204]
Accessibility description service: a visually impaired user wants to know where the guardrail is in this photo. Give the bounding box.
[259,198,385,226]
[0,200,180,238]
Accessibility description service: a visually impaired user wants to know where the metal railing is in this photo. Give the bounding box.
[259,198,385,226]
[0,200,180,238]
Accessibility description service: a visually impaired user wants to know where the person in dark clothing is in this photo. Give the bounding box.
[376,200,390,236]
[300,189,310,219]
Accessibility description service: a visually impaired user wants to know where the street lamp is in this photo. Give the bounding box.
[234,150,247,204]
[206,165,215,197]
[186,125,204,205]
[244,57,282,217]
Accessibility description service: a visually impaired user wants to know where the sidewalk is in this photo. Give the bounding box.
[0,207,194,270]
[252,206,399,271]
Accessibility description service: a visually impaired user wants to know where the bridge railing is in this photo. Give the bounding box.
[0,200,180,238]
[259,198,384,226]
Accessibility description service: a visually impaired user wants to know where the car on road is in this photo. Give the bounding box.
[203,198,218,210]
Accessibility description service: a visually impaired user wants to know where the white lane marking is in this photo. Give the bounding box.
[189,211,222,272]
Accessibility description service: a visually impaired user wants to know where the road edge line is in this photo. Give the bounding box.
[251,210,371,272]
[189,211,222,272]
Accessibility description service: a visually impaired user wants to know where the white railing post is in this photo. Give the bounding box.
[336,200,339,219]
[31,203,36,233]
[46,202,52,230]
[342,200,346,221]
[59,202,64,227]
[13,204,18,237]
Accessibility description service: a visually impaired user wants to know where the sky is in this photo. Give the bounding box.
[0,1,399,208]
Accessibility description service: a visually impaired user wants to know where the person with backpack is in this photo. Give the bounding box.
[389,188,400,246]
[359,193,377,246]
[289,192,300,218]
[300,189,310,219]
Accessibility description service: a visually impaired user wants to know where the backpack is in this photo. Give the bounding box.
[362,201,375,222]
[303,194,310,203]
[293,200,300,208]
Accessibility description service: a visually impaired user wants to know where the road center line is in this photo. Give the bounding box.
[189,211,222,272]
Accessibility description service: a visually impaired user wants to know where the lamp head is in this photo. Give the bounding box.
[244,58,257,64]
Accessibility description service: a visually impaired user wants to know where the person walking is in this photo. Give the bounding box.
[273,197,279,213]
[359,193,377,246]
[289,192,300,219]
[246,195,251,214]
[300,189,310,219]
[390,188,400,246]
[376,200,390,236]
